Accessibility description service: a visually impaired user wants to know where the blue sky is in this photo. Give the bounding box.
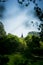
[0,0,43,37]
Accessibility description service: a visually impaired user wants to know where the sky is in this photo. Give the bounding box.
[0,0,43,37]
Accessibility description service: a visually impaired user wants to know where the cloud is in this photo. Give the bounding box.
[2,0,43,37]
[4,9,28,33]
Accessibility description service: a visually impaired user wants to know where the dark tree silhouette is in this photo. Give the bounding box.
[0,22,6,38]
[0,55,9,65]
[21,34,23,38]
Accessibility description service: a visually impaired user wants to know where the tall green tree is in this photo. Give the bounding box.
[0,22,6,37]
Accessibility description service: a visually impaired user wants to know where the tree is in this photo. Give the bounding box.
[4,34,20,54]
[0,22,6,38]
[0,55,9,65]
[25,34,40,49]
[32,35,40,48]
[13,54,28,65]
[0,31,26,54]
[21,34,23,38]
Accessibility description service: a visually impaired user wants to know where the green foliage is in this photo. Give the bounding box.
[0,22,6,37]
[8,54,28,65]
[0,55,9,65]
[0,1,43,65]
[0,34,20,54]
[18,38,27,53]
[7,53,43,65]
[25,34,40,49]
[40,41,43,48]
[0,23,43,65]
[0,33,26,54]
